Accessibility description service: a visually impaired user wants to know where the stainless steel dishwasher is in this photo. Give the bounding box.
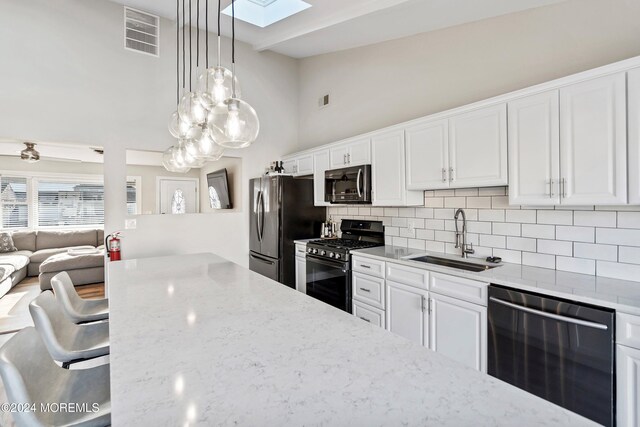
[488,285,615,426]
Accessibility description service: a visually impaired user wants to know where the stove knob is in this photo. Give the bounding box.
[320,250,326,256]
[329,252,335,258]
[307,248,312,253]
[335,253,341,259]
[312,249,318,254]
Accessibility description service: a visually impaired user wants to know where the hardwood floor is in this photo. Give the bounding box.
[0,276,105,335]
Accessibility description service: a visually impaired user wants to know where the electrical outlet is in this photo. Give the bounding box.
[407,219,416,237]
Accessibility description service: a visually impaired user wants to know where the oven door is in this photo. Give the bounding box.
[306,255,351,313]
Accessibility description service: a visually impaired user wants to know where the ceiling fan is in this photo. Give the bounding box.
[20,142,40,163]
[16,142,104,164]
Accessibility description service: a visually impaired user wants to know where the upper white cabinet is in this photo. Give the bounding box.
[448,104,508,188]
[329,137,371,168]
[371,130,423,206]
[282,154,314,176]
[559,73,627,205]
[629,68,640,204]
[386,280,429,347]
[508,90,560,205]
[405,119,449,190]
[405,104,508,190]
[508,73,628,206]
[313,149,330,206]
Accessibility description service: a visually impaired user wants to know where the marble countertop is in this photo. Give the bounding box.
[353,246,640,315]
[108,253,594,426]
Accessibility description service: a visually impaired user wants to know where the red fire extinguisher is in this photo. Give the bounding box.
[105,232,122,261]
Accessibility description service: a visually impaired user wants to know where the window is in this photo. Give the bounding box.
[0,176,28,229]
[126,178,139,215]
[171,189,185,214]
[37,180,104,227]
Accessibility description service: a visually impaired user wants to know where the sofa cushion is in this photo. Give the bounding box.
[0,233,17,253]
[0,252,30,271]
[97,229,104,246]
[39,249,105,274]
[0,266,14,282]
[11,231,36,252]
[36,229,98,250]
[30,246,94,263]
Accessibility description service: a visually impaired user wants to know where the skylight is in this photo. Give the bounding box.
[222,0,311,28]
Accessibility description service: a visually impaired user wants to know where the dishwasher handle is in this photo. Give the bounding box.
[489,297,608,330]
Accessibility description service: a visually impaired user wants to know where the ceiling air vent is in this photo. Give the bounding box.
[124,7,159,57]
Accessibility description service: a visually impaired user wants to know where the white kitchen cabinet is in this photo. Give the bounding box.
[295,243,307,293]
[386,280,429,347]
[353,300,385,328]
[329,137,371,168]
[353,271,385,310]
[429,292,487,372]
[508,90,560,205]
[371,129,423,206]
[617,344,640,427]
[629,68,640,204]
[282,154,314,176]
[559,73,627,205]
[313,149,330,206]
[448,103,508,188]
[405,119,449,190]
[282,158,297,175]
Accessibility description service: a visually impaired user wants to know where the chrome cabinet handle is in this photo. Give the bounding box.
[561,178,566,198]
[359,317,371,323]
[348,153,351,164]
[442,168,447,182]
[449,167,454,182]
[489,297,608,330]
[359,287,371,293]
[548,179,554,198]
[360,264,371,269]
[343,154,347,165]
[421,296,426,312]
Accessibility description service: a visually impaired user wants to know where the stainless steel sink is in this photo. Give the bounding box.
[408,255,497,272]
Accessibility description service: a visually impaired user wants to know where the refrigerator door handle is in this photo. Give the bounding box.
[259,190,266,241]
[256,191,263,242]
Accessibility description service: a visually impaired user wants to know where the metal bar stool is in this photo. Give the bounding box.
[51,272,108,324]
[0,327,111,427]
[29,291,109,369]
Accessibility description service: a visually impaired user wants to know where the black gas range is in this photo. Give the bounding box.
[305,219,384,313]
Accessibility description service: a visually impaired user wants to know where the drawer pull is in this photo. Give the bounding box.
[359,287,371,293]
[360,264,371,269]
[359,317,371,323]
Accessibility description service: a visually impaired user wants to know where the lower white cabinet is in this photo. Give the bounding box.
[386,280,429,347]
[353,300,385,328]
[429,292,487,372]
[617,311,640,427]
[295,243,307,293]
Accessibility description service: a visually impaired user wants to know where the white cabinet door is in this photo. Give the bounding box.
[629,68,640,204]
[297,154,314,175]
[508,91,560,205]
[429,292,487,372]
[329,144,349,168]
[559,73,627,205]
[372,130,406,206]
[386,280,428,347]
[448,103,508,188]
[282,159,297,175]
[347,137,371,166]
[295,255,306,294]
[617,344,640,427]
[313,150,330,206]
[405,119,450,190]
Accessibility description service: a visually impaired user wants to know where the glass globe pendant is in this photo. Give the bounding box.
[162,147,191,173]
[197,66,240,110]
[196,127,225,160]
[168,110,203,140]
[209,98,259,149]
[178,92,208,126]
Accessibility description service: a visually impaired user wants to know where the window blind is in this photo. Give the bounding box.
[37,180,104,227]
[0,176,28,229]
[126,180,137,215]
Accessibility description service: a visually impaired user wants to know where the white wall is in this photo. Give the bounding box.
[0,0,300,267]
[297,0,640,149]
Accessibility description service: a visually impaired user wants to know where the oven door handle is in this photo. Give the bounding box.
[306,255,348,271]
[489,297,608,330]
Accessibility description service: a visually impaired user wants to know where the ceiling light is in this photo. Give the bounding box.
[222,0,311,28]
[20,143,40,163]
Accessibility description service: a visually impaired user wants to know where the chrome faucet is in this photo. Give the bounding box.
[454,208,474,258]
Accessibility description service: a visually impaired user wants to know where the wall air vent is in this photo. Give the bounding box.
[124,7,159,57]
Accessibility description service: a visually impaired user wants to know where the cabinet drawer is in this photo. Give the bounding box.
[429,272,488,306]
[353,300,385,328]
[353,272,385,309]
[617,313,640,349]
[386,262,429,290]
[353,256,385,278]
[295,243,307,258]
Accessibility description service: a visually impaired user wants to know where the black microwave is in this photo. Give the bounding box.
[325,165,372,204]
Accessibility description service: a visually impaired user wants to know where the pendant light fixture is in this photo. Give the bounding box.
[209,0,259,149]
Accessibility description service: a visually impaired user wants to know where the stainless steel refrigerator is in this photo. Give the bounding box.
[249,175,325,288]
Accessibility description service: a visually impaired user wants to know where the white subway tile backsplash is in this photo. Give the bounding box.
[522,252,556,269]
[557,257,595,275]
[537,210,573,225]
[556,226,594,243]
[574,243,618,261]
[574,211,616,228]
[506,210,536,224]
[492,222,521,236]
[335,185,640,280]
[521,224,555,239]
[507,237,537,252]
[537,239,573,256]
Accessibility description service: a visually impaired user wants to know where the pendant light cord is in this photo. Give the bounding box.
[176,0,179,104]
[231,0,236,97]
[206,0,209,68]
[182,0,185,91]
[217,0,221,66]
[189,0,192,92]
[196,0,199,68]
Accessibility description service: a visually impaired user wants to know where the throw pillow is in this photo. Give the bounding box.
[0,232,17,253]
